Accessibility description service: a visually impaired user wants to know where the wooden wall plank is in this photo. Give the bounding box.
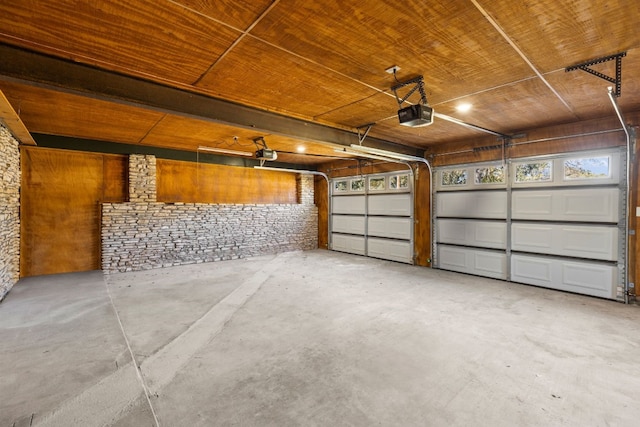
[156,159,297,204]
[20,147,126,276]
[315,175,329,250]
[414,163,431,267]
[102,155,128,202]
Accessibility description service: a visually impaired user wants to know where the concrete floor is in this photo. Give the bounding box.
[1,250,640,427]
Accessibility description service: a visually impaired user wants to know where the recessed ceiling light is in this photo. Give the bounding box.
[296,145,306,153]
[456,103,472,113]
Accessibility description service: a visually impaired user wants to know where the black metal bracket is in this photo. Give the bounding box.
[252,136,268,149]
[391,75,428,107]
[565,52,626,97]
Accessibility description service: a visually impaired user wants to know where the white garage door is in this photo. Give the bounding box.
[331,172,413,264]
[433,149,625,300]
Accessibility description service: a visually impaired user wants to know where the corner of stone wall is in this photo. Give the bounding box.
[0,124,21,301]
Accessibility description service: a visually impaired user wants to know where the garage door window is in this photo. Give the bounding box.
[514,161,552,182]
[442,169,467,186]
[351,178,365,191]
[475,165,505,184]
[563,156,610,180]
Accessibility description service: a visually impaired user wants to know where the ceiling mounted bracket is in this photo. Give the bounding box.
[356,123,375,145]
[565,52,627,97]
[252,136,267,149]
[391,75,428,107]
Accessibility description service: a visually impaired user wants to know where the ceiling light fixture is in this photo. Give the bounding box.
[198,146,252,156]
[456,103,472,113]
[296,145,306,153]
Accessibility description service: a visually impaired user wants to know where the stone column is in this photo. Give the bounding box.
[129,154,157,202]
[296,174,315,205]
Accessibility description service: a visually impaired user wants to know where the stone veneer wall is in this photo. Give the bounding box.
[0,125,20,300]
[101,155,318,273]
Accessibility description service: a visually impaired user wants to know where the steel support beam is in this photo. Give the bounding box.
[0,43,421,156]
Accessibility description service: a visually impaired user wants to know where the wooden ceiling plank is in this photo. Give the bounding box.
[195,37,381,119]
[1,81,165,144]
[469,0,577,118]
[0,0,242,86]
[168,0,276,32]
[0,89,36,145]
[192,0,283,85]
[0,44,420,157]
[249,0,535,100]
[474,0,640,73]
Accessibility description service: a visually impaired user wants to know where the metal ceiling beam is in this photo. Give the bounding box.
[0,43,422,157]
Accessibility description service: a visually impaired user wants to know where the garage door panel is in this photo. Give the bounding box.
[511,193,553,216]
[438,246,507,279]
[437,219,506,249]
[512,224,553,250]
[561,190,618,221]
[562,226,618,260]
[511,254,553,282]
[474,252,507,276]
[436,191,507,218]
[512,188,618,222]
[332,196,365,214]
[332,215,365,235]
[368,216,411,239]
[367,238,411,263]
[331,234,365,255]
[512,223,618,261]
[368,193,411,216]
[511,254,616,299]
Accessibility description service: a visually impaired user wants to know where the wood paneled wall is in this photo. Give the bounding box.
[21,147,127,277]
[156,159,297,204]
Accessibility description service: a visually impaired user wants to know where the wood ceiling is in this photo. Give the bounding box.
[0,0,639,165]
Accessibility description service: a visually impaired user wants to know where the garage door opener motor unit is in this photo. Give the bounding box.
[392,75,434,127]
[253,136,278,165]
